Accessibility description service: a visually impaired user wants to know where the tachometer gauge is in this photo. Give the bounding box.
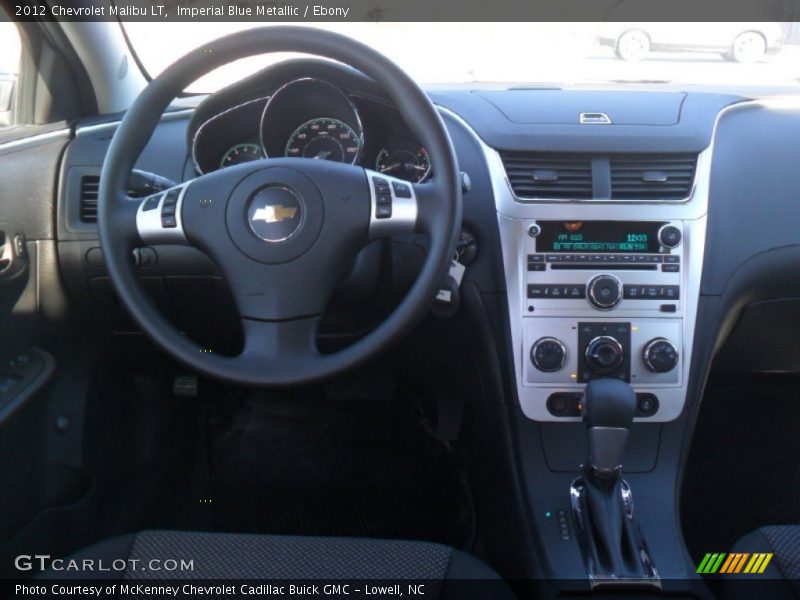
[375,147,431,183]
[220,143,263,168]
[285,118,361,164]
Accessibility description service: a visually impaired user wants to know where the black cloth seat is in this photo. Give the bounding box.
[722,526,800,599]
[42,530,515,599]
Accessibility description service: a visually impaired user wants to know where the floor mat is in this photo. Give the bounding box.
[206,390,475,550]
[681,373,800,561]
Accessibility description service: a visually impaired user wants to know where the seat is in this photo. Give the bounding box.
[722,526,800,600]
[41,530,515,599]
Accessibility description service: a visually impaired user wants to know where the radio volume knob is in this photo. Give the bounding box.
[587,274,623,310]
[531,337,566,372]
[658,225,682,249]
[642,338,679,373]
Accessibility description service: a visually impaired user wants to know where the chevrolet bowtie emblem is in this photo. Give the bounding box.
[252,205,298,224]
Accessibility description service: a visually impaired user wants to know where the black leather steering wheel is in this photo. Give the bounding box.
[98,27,461,386]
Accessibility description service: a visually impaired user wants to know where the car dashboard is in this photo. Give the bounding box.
[54,59,800,429]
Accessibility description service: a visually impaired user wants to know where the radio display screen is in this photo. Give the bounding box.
[537,221,665,254]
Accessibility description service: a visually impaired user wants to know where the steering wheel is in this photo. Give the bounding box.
[98,27,462,387]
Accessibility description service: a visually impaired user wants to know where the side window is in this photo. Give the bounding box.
[0,11,21,127]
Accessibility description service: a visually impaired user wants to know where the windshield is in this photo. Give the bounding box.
[122,22,800,92]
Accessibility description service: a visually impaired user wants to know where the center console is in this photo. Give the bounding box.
[522,219,685,420]
[483,146,711,423]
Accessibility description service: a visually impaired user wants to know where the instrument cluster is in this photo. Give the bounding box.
[192,77,431,183]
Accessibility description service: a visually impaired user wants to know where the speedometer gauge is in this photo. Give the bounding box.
[285,118,361,164]
[375,147,431,183]
[220,143,263,168]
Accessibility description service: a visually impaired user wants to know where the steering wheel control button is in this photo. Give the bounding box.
[163,188,179,204]
[372,176,393,219]
[587,274,623,310]
[392,181,412,198]
[531,337,567,372]
[642,338,679,373]
[658,224,682,248]
[143,194,161,211]
[246,186,304,243]
[368,170,418,238]
[158,187,183,228]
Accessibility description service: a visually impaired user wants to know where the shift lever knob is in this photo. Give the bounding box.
[583,379,636,477]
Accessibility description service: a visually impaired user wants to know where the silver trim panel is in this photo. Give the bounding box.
[0,128,71,153]
[366,169,418,239]
[136,183,189,245]
[437,101,763,422]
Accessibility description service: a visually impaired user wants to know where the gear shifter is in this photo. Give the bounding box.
[570,379,659,587]
[584,378,636,479]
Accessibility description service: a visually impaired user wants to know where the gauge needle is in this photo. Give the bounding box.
[406,163,427,171]
[314,150,333,160]
[380,163,402,172]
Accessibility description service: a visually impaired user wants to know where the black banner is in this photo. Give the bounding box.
[3,0,800,22]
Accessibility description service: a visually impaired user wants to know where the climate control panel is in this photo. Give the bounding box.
[523,317,682,384]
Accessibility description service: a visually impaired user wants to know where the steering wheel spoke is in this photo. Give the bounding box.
[366,169,419,239]
[135,183,190,246]
[240,316,321,372]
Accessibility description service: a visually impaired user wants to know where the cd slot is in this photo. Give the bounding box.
[550,263,658,271]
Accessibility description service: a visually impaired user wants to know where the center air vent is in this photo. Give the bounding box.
[610,153,697,200]
[499,152,592,199]
[79,175,100,223]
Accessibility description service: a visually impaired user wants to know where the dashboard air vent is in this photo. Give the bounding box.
[79,175,100,223]
[610,153,697,200]
[500,152,593,199]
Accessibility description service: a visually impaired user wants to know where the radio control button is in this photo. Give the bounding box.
[568,285,586,298]
[528,263,546,271]
[527,285,546,298]
[663,286,680,300]
[587,274,623,310]
[531,337,567,372]
[662,263,680,272]
[623,285,640,299]
[658,225,682,249]
[528,254,545,263]
[664,255,680,263]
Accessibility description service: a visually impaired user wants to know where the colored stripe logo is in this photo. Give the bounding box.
[697,553,773,574]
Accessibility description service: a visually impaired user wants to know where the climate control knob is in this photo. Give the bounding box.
[587,274,623,310]
[585,336,625,375]
[642,338,679,373]
[531,337,567,372]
